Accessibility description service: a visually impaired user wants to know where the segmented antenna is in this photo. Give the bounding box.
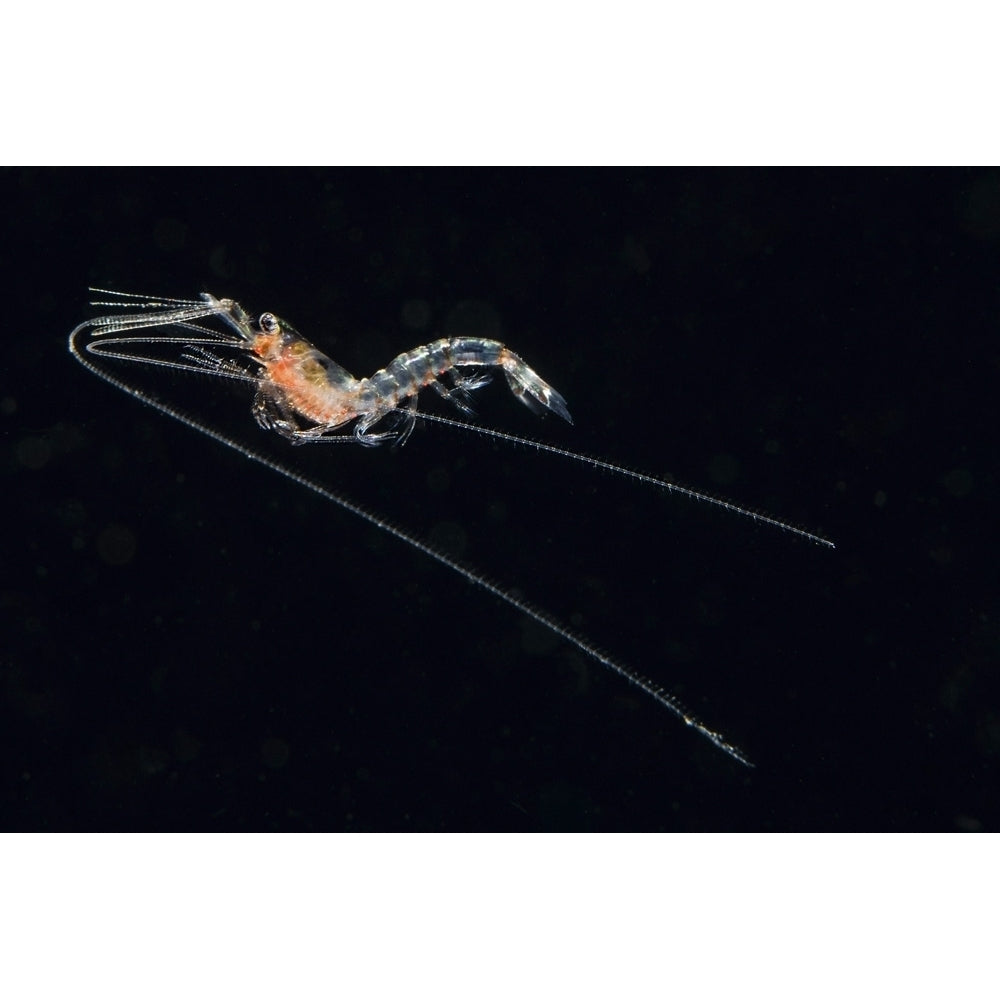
[413,411,835,549]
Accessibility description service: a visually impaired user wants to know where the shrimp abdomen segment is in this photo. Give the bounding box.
[368,337,573,425]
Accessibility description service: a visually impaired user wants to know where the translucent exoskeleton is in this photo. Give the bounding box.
[68,288,835,767]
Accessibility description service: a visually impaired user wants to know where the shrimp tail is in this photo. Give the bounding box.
[499,348,574,424]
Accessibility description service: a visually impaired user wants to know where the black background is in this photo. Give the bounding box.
[3,168,997,830]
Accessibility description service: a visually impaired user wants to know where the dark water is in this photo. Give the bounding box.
[3,168,997,830]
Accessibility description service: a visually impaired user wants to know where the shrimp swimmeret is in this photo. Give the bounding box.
[68,288,835,767]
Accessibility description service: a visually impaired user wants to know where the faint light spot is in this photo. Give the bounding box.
[426,466,451,493]
[401,298,432,332]
[15,436,51,470]
[958,174,1000,240]
[955,814,983,832]
[209,245,235,278]
[486,500,508,525]
[622,235,651,275]
[707,453,740,486]
[55,498,87,529]
[942,468,974,498]
[261,737,290,769]
[148,664,168,695]
[928,545,953,568]
[153,217,187,252]
[7,664,54,718]
[873,490,888,508]
[1,396,17,416]
[97,523,137,566]
[976,713,1000,756]
[139,745,170,776]
[171,729,203,763]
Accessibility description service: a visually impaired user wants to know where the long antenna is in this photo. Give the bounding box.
[69,319,753,768]
[414,410,835,549]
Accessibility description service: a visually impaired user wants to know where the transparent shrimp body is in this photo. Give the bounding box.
[86,289,572,447]
[244,311,572,444]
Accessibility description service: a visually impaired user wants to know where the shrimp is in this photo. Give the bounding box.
[82,289,571,447]
[69,287,835,768]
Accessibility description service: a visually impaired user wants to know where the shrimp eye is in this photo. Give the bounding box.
[259,312,280,334]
